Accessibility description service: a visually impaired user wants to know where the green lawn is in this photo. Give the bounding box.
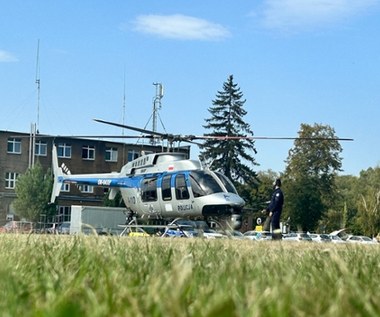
[0,234,379,317]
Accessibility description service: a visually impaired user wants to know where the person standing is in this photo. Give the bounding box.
[264,178,284,239]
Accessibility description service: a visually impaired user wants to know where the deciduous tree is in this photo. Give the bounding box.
[283,123,343,231]
[14,162,53,222]
[355,167,380,236]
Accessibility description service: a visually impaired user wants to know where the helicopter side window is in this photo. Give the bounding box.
[190,171,223,195]
[175,174,190,200]
[141,177,158,202]
[215,172,238,194]
[161,175,172,201]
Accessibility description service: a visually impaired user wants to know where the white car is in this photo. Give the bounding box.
[243,230,272,241]
[329,235,346,244]
[230,230,245,239]
[170,219,227,239]
[346,235,378,245]
[58,222,71,234]
[219,230,245,239]
[283,232,312,242]
[309,233,331,243]
[202,230,227,239]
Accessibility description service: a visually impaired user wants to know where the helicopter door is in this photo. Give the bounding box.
[158,174,177,217]
[175,174,190,200]
[140,177,161,216]
[174,173,197,216]
[161,174,172,201]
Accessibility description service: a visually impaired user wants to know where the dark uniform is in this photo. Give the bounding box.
[264,179,284,239]
[267,186,284,229]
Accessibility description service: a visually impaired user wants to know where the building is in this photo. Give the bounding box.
[0,130,190,225]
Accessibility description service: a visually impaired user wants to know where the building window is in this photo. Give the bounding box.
[7,138,21,154]
[128,150,139,162]
[80,185,93,193]
[61,183,70,192]
[58,206,71,222]
[105,147,118,162]
[5,172,18,189]
[58,143,71,158]
[35,141,47,156]
[82,145,95,160]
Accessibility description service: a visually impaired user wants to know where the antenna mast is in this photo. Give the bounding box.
[29,39,40,168]
[121,67,126,164]
[122,67,126,136]
[152,82,164,145]
[35,39,41,133]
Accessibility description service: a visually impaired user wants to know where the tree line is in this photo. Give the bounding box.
[199,75,379,237]
[13,75,380,237]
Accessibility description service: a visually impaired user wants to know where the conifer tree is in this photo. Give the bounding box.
[199,75,258,185]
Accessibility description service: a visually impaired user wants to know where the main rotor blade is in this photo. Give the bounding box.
[94,118,167,137]
[190,135,354,141]
[251,136,354,141]
[94,118,204,145]
[11,134,154,139]
[94,119,353,142]
[55,135,154,139]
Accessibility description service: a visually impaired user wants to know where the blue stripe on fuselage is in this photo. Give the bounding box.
[62,170,191,189]
[63,176,141,188]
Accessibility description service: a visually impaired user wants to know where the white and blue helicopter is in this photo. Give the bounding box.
[50,119,247,229]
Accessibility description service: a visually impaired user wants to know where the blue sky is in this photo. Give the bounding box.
[1,0,380,176]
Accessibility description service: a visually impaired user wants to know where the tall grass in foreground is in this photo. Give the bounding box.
[0,235,379,317]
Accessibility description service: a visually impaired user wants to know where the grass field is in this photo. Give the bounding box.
[0,234,379,317]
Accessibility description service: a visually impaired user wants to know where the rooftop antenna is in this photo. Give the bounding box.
[122,67,126,136]
[28,123,36,168]
[121,67,126,164]
[152,82,164,145]
[29,39,40,168]
[35,39,41,133]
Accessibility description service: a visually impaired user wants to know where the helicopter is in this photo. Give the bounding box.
[50,119,248,229]
[50,119,353,230]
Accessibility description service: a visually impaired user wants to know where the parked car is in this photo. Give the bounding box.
[309,233,331,243]
[171,219,226,239]
[163,228,189,238]
[329,235,346,244]
[200,229,227,239]
[283,232,312,242]
[330,229,349,241]
[229,230,245,239]
[243,230,272,241]
[346,235,378,245]
[0,221,33,233]
[127,227,150,237]
[57,222,71,234]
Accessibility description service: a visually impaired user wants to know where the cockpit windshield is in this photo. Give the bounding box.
[189,170,223,197]
[214,172,238,194]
